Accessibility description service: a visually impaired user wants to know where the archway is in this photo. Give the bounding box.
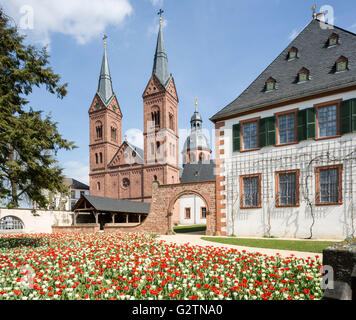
[169,191,209,234]
[146,181,216,235]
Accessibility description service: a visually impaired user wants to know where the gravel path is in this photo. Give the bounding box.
[158,234,324,261]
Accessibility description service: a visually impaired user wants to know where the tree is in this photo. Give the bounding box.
[0,9,76,208]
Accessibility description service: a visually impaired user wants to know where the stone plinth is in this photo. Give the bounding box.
[322,239,356,300]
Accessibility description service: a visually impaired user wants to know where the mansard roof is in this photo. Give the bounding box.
[211,19,356,122]
[180,161,216,183]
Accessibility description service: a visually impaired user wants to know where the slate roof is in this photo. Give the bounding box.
[76,195,151,214]
[152,21,171,88]
[211,19,356,122]
[126,141,144,161]
[180,161,216,183]
[97,45,115,106]
[63,178,89,190]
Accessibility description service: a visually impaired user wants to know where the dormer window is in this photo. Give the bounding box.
[335,56,348,72]
[265,77,276,92]
[328,33,339,47]
[288,47,298,60]
[298,68,310,83]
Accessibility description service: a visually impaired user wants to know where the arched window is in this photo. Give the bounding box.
[190,152,196,163]
[100,152,103,164]
[199,153,204,163]
[156,141,161,154]
[0,216,24,231]
[154,175,158,181]
[169,113,174,130]
[97,182,101,191]
[95,153,98,164]
[151,107,160,128]
[95,121,103,139]
[111,125,117,141]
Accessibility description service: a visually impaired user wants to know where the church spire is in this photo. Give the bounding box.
[152,10,170,87]
[97,36,114,106]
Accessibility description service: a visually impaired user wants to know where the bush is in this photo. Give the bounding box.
[0,236,47,249]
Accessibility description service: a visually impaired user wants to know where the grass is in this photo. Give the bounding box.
[174,224,206,233]
[200,237,339,253]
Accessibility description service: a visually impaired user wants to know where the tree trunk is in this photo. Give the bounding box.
[8,147,19,208]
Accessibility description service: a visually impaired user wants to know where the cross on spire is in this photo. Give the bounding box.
[157,9,164,24]
[103,34,108,47]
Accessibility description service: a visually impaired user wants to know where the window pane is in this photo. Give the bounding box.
[243,122,258,150]
[279,114,295,144]
[278,173,297,205]
[318,105,337,138]
[243,176,259,207]
[319,168,339,203]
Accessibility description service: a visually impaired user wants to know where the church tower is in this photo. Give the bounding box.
[142,14,180,184]
[182,99,212,165]
[89,39,122,196]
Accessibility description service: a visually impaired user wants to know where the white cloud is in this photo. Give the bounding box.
[63,161,89,185]
[288,29,298,41]
[150,0,164,7]
[124,128,144,150]
[2,0,133,46]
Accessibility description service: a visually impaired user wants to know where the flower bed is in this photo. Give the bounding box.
[0,233,323,300]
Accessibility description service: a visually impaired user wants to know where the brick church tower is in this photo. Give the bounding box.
[88,17,180,201]
[142,17,180,185]
[88,40,122,196]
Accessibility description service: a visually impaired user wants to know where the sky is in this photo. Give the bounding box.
[1,0,356,185]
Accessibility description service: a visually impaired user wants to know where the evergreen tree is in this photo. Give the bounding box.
[0,9,76,208]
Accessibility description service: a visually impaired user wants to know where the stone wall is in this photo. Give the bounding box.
[0,208,72,234]
[52,224,100,234]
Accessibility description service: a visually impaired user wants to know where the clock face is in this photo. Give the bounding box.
[95,103,100,110]
[112,105,116,112]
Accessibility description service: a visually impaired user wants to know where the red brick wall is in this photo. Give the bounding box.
[215,121,226,236]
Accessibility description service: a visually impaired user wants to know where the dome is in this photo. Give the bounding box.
[191,111,202,123]
[183,130,211,152]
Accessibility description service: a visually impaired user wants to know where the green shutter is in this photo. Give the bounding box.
[306,107,316,140]
[267,116,276,146]
[352,99,356,132]
[259,117,275,147]
[232,124,241,152]
[340,99,352,134]
[259,118,267,148]
[297,109,307,141]
[340,98,356,134]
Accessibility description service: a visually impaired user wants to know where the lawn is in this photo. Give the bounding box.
[173,224,206,233]
[0,233,323,300]
[201,237,338,253]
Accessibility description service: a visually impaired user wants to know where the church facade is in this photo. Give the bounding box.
[89,21,180,203]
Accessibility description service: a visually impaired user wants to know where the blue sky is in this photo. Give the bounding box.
[1,0,356,184]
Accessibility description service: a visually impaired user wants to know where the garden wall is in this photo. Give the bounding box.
[0,208,72,234]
